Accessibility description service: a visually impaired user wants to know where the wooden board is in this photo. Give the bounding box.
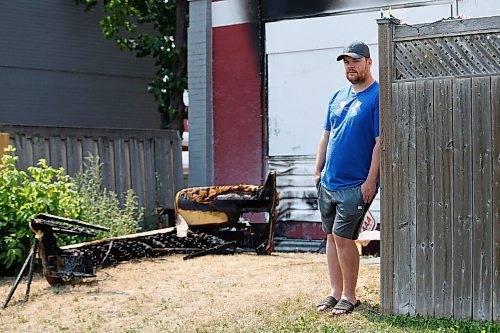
[415,79,435,316]
[433,78,453,318]
[471,77,493,321]
[0,133,10,156]
[451,77,473,320]
[378,19,395,314]
[492,75,500,322]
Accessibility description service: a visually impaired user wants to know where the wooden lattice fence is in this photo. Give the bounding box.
[378,16,499,321]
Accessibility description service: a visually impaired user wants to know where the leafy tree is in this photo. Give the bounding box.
[75,0,188,132]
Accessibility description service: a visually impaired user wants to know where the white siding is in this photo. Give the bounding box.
[458,0,500,18]
[269,156,382,225]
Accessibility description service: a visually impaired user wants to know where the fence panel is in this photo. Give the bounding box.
[0,125,183,225]
[65,136,82,176]
[378,15,500,321]
[391,84,401,312]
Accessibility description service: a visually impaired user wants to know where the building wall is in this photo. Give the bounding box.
[188,0,499,239]
[264,3,455,239]
[211,0,263,186]
[0,1,159,129]
[458,0,500,18]
[188,0,214,186]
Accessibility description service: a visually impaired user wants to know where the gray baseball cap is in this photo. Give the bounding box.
[337,41,371,61]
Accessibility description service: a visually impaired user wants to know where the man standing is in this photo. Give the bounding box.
[314,40,380,316]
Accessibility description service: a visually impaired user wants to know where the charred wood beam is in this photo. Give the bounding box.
[35,213,110,232]
[31,219,98,237]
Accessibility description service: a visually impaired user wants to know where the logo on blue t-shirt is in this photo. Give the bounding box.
[332,99,361,118]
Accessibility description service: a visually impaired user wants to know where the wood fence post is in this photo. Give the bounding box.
[0,133,10,157]
[377,17,396,316]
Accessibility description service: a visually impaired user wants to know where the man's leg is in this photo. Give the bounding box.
[331,234,360,315]
[326,233,344,298]
[317,233,343,312]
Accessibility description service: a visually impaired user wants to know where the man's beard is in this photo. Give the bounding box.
[345,70,367,84]
[346,69,368,84]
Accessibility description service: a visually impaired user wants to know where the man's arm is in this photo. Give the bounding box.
[361,136,380,203]
[313,130,330,185]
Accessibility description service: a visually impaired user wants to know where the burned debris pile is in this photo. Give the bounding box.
[175,171,278,255]
[2,214,235,309]
[2,171,279,308]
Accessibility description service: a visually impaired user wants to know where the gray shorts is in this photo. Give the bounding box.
[317,183,372,240]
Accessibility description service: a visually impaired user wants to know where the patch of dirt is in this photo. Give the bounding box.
[0,253,380,332]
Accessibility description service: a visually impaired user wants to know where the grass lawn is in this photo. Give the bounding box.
[0,252,498,332]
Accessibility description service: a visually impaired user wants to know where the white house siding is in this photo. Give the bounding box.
[458,0,500,18]
[269,156,381,226]
[265,3,453,229]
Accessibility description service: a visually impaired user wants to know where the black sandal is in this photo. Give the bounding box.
[316,295,338,312]
[330,299,361,316]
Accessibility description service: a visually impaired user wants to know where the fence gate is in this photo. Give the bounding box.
[378,16,499,321]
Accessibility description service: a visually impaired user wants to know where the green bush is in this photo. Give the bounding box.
[72,154,143,239]
[0,148,144,275]
[0,147,81,271]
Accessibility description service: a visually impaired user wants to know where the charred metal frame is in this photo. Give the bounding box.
[175,171,279,254]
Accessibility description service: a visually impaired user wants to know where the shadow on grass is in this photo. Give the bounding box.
[358,302,499,333]
[0,271,111,309]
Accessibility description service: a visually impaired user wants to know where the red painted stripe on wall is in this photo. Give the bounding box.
[212,23,263,185]
[212,0,256,28]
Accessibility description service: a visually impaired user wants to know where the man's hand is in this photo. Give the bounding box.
[313,172,321,186]
[361,180,377,203]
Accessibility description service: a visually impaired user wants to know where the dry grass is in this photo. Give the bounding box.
[0,253,381,333]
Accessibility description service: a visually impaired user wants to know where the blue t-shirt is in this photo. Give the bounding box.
[321,81,379,191]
